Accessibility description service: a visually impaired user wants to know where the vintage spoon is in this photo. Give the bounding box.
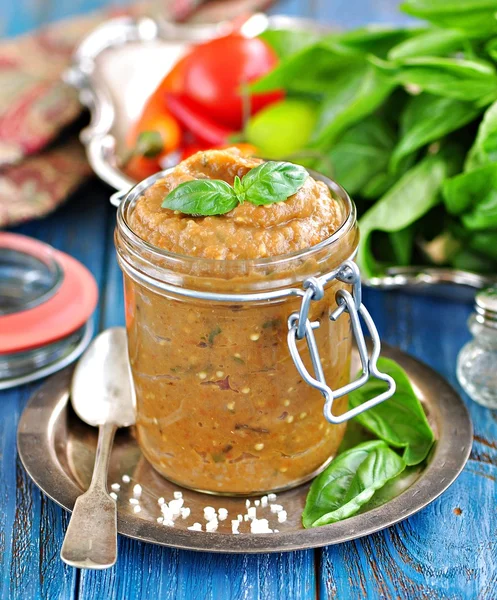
[60,327,135,569]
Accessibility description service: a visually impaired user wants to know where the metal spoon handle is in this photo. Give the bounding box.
[61,422,118,569]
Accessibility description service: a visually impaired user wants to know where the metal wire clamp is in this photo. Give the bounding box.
[287,260,396,424]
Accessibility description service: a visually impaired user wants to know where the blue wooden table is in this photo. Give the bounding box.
[1,1,497,598]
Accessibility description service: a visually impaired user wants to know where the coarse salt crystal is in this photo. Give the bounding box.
[158,497,165,505]
[237,514,243,522]
[122,474,131,483]
[204,506,216,520]
[206,520,218,532]
[173,491,183,499]
[245,499,250,508]
[169,498,184,515]
[133,505,141,514]
[270,504,283,513]
[111,483,120,492]
[157,516,164,524]
[277,510,287,523]
[261,496,268,507]
[188,522,202,531]
[254,500,260,507]
[231,520,240,534]
[268,493,277,501]
[163,520,174,527]
[180,507,191,519]
[244,514,249,521]
[250,518,273,534]
[129,498,139,505]
[133,484,142,498]
[110,492,118,501]
[247,506,257,520]
[218,508,228,521]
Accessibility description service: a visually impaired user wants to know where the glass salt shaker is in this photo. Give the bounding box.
[457,287,497,409]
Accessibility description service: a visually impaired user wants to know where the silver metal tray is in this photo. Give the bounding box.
[17,343,472,553]
[64,14,495,297]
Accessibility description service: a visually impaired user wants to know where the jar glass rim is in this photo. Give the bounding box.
[116,166,357,270]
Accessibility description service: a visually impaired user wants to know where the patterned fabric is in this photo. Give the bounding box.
[0,0,273,228]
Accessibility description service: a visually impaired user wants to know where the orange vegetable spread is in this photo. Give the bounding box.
[122,148,357,495]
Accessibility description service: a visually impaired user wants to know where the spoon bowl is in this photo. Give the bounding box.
[71,327,135,427]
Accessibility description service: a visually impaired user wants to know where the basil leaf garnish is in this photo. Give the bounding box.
[161,161,308,215]
[302,440,406,528]
[239,161,308,205]
[349,357,435,466]
[161,180,238,216]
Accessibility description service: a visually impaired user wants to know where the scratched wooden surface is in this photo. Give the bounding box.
[1,1,496,598]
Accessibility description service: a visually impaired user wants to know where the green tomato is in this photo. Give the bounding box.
[246,99,317,159]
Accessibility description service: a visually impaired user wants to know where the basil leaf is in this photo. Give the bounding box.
[312,64,395,147]
[161,180,238,216]
[251,44,362,94]
[451,248,497,272]
[321,25,417,59]
[258,28,322,59]
[390,94,482,171]
[443,164,497,221]
[358,148,461,277]
[468,231,497,259]
[302,440,406,528]
[486,37,497,62]
[465,100,497,171]
[400,0,497,37]
[350,357,435,466]
[371,56,497,106]
[388,28,469,61]
[240,161,308,205]
[312,116,395,195]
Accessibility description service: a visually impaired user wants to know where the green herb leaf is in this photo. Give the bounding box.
[250,45,362,94]
[350,357,435,466]
[465,100,497,171]
[400,0,497,37]
[239,161,308,205]
[302,440,406,527]
[258,28,322,59]
[161,180,238,216]
[388,28,469,61]
[371,55,497,106]
[311,64,395,147]
[443,164,497,222]
[390,94,482,171]
[311,116,395,195]
[358,148,461,277]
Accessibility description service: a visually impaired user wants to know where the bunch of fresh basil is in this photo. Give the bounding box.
[255,0,497,277]
[302,357,434,528]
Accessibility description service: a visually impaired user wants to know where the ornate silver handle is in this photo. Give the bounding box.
[287,260,396,424]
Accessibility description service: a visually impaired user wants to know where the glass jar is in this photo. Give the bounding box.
[114,170,392,495]
[457,287,497,409]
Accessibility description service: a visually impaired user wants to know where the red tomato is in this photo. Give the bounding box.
[179,34,284,128]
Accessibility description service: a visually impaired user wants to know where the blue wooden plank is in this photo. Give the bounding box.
[0,180,111,599]
[319,290,497,599]
[79,542,315,600]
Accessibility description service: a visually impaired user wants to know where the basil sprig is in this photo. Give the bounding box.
[161,161,308,216]
[303,357,435,528]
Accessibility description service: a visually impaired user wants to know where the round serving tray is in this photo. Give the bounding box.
[17,343,472,553]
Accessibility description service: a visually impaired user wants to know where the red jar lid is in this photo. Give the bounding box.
[0,233,98,355]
